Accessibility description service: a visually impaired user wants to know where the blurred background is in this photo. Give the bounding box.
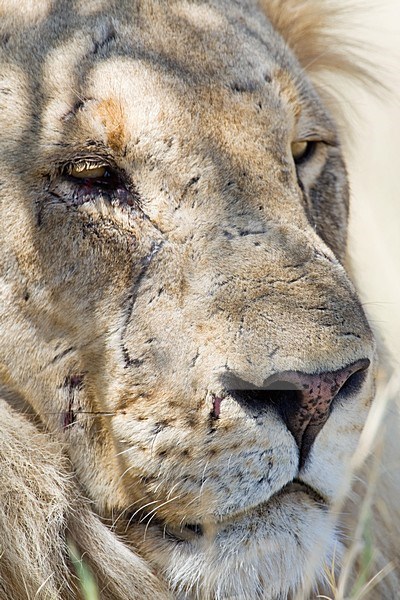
[346,0,400,370]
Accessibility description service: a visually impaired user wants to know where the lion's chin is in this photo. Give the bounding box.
[131,482,337,600]
[159,478,328,543]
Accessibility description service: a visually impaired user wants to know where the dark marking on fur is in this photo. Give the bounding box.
[186,414,198,428]
[52,347,76,364]
[0,33,10,49]
[61,99,86,122]
[62,373,85,430]
[120,241,164,367]
[177,175,201,208]
[239,228,266,237]
[187,175,200,187]
[64,373,85,390]
[287,274,308,285]
[190,350,200,368]
[342,332,362,339]
[121,347,144,368]
[63,402,75,429]
[153,421,168,434]
[92,22,116,55]
[231,82,246,93]
[230,81,259,93]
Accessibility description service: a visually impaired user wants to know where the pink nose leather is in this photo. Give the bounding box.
[265,358,370,466]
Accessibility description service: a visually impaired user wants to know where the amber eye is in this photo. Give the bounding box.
[291,140,316,164]
[68,163,108,179]
[64,160,120,190]
[62,159,140,208]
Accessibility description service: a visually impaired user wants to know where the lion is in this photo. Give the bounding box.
[0,0,398,598]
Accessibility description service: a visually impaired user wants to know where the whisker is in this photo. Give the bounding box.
[140,494,183,524]
[126,499,161,530]
[140,494,184,540]
[111,495,148,528]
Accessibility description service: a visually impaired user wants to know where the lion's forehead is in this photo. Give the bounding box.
[44,19,290,132]
[1,0,321,148]
[6,0,281,78]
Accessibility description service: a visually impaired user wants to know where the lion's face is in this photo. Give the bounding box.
[0,1,375,598]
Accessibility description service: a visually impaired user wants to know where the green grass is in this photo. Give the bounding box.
[67,539,99,600]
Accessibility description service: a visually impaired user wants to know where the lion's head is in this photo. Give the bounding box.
[0,1,378,598]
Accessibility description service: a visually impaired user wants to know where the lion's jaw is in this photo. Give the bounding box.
[0,1,376,599]
[114,362,374,600]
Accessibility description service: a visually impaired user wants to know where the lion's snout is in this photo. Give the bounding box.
[222,359,370,467]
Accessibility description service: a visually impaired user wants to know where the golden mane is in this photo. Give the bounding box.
[261,0,370,79]
[260,0,381,144]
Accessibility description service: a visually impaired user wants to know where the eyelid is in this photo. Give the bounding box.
[295,131,337,146]
[292,135,337,161]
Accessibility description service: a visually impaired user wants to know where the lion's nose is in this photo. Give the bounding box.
[226,358,370,467]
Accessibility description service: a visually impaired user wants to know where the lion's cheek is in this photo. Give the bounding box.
[110,411,299,522]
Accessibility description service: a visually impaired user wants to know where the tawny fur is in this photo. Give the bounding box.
[262,0,368,78]
[0,1,398,599]
[0,400,171,599]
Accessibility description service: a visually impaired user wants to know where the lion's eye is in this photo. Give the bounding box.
[66,161,115,186]
[69,164,108,179]
[64,160,125,192]
[61,160,140,208]
[291,140,316,165]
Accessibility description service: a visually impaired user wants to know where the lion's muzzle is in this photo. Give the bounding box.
[217,358,370,467]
